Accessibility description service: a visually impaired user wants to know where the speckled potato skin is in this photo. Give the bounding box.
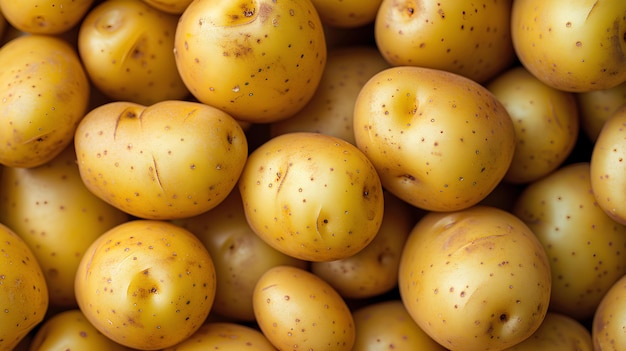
[592,274,626,351]
[590,105,626,225]
[74,220,216,350]
[0,35,90,168]
[352,300,447,351]
[29,309,136,351]
[513,162,626,321]
[310,0,382,28]
[353,66,515,212]
[253,265,355,351]
[78,0,189,105]
[162,322,277,351]
[0,223,49,351]
[174,0,327,123]
[238,132,384,262]
[398,206,551,351]
[74,100,248,220]
[577,81,626,142]
[487,66,579,184]
[511,0,626,92]
[503,312,593,351]
[0,144,130,308]
[0,0,93,34]
[375,0,515,83]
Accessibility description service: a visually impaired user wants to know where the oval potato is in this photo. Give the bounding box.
[162,322,277,351]
[502,312,593,350]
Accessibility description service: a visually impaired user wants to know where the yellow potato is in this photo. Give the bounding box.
[74,100,248,220]
[354,66,515,212]
[513,162,626,320]
[238,132,384,262]
[174,0,327,123]
[592,274,626,351]
[0,35,90,168]
[78,0,189,105]
[487,66,579,184]
[0,223,48,351]
[141,0,193,14]
[74,220,216,350]
[375,0,515,83]
[253,265,355,351]
[398,205,551,351]
[0,0,93,35]
[577,81,626,142]
[502,312,592,350]
[310,0,382,28]
[162,322,277,350]
[0,144,130,308]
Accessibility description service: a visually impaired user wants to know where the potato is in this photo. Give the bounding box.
[374,0,515,83]
[253,265,355,351]
[511,0,626,92]
[74,100,248,220]
[310,0,382,28]
[173,187,308,321]
[398,205,551,351]
[577,81,626,142]
[590,104,626,225]
[162,322,277,350]
[310,191,414,299]
[238,132,384,262]
[174,0,327,123]
[0,34,90,168]
[513,162,626,320]
[29,309,136,351]
[354,66,515,212]
[0,0,93,35]
[0,223,48,351]
[78,0,189,105]
[270,45,389,145]
[352,300,447,351]
[141,0,193,14]
[74,219,216,350]
[0,144,130,308]
[487,66,579,184]
[502,312,593,350]
[592,274,626,351]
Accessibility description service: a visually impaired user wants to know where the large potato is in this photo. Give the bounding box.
[238,132,384,262]
[398,205,551,351]
[174,0,327,123]
[74,100,248,220]
[354,66,515,212]
[0,35,90,168]
[75,220,216,350]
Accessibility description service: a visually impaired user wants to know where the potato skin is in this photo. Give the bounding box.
[161,322,277,351]
[592,274,626,351]
[0,0,93,35]
[502,312,592,351]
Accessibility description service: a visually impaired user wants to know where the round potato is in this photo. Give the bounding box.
[593,274,626,351]
[576,81,626,142]
[487,66,579,184]
[253,265,355,351]
[78,0,189,105]
[238,132,384,262]
[398,205,552,351]
[74,100,248,220]
[375,0,515,83]
[0,0,93,35]
[502,312,593,350]
[75,220,216,350]
[174,0,327,123]
[0,35,90,168]
[310,0,382,28]
[354,66,515,212]
[162,322,277,351]
[513,162,626,320]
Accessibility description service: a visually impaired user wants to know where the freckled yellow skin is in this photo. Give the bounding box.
[78,0,189,105]
[74,220,216,350]
[174,0,327,123]
[511,0,626,92]
[398,206,552,351]
[0,0,93,35]
[593,274,626,351]
[577,81,626,142]
[0,35,90,168]
[238,132,384,262]
[161,322,277,351]
[354,66,516,212]
[253,265,355,351]
[504,312,593,351]
[0,223,49,351]
[513,162,626,320]
[74,100,248,220]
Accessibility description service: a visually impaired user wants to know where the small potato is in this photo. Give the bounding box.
[487,66,579,184]
[502,312,592,350]
[0,35,90,168]
[577,81,626,142]
[513,162,626,320]
[352,300,447,351]
[29,309,136,351]
[74,100,248,220]
[162,322,277,350]
[238,132,384,262]
[310,0,382,28]
[253,265,355,351]
[0,0,93,35]
[141,0,193,14]
[74,220,217,350]
[593,274,626,351]
[78,0,189,105]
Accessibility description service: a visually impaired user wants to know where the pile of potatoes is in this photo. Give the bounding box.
[0,0,625,350]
